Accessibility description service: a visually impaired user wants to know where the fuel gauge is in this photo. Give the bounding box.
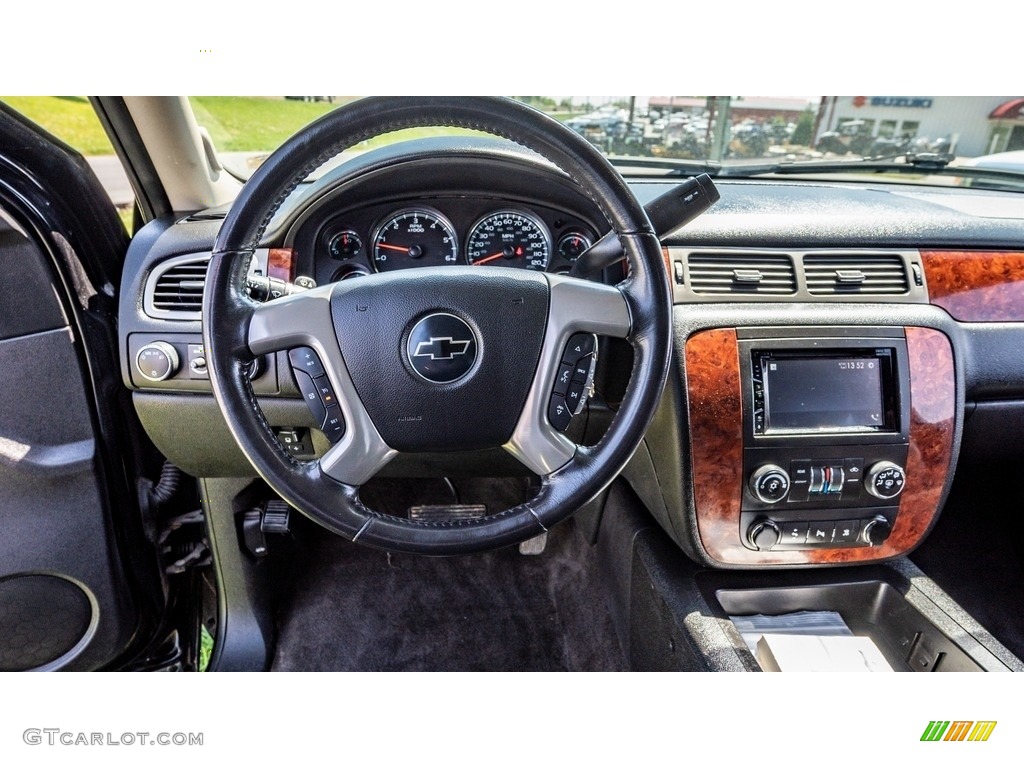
[327,230,362,260]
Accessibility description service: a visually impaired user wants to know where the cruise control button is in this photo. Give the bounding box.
[548,395,572,432]
[294,369,328,426]
[553,363,573,396]
[313,376,337,407]
[322,405,345,443]
[289,346,326,378]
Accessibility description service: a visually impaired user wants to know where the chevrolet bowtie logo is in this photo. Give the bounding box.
[412,336,472,361]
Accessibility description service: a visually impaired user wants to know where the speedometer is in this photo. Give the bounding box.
[465,210,551,271]
[372,208,458,272]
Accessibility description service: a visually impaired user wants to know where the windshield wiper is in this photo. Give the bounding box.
[608,155,722,177]
[717,154,1024,189]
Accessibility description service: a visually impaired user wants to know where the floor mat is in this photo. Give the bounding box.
[271,519,627,671]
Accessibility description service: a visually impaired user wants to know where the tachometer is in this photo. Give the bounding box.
[372,208,458,272]
[466,210,551,271]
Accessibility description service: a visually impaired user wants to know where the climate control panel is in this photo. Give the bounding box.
[740,447,908,551]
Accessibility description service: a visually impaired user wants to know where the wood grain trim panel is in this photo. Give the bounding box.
[923,250,1024,322]
[686,327,956,566]
[685,329,750,564]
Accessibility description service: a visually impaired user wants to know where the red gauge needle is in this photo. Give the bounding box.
[377,243,410,253]
[473,246,524,266]
[473,252,505,266]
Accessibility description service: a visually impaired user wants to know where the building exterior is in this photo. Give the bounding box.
[814,97,1024,157]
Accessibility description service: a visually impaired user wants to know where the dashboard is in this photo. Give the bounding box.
[117,136,1024,570]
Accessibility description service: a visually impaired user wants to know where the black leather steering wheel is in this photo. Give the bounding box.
[204,96,671,555]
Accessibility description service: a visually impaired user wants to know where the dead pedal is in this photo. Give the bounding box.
[408,504,487,523]
[519,531,548,555]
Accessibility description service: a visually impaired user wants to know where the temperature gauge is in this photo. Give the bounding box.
[557,232,592,262]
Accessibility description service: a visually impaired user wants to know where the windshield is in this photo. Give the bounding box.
[190,96,1024,189]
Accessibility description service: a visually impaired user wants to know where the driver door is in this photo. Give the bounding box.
[0,102,161,670]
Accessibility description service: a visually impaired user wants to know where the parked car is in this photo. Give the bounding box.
[2,95,1024,681]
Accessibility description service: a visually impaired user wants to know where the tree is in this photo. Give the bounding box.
[791,108,815,146]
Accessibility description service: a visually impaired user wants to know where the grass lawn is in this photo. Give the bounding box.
[3,96,485,158]
[1,96,116,154]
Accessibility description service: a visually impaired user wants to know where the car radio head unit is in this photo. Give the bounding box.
[754,349,898,435]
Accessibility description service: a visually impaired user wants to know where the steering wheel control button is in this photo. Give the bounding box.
[293,369,328,427]
[749,464,790,504]
[562,333,596,364]
[313,377,337,407]
[289,347,326,378]
[865,461,906,500]
[406,313,478,384]
[322,406,346,443]
[548,395,573,432]
[136,341,180,382]
[553,363,573,396]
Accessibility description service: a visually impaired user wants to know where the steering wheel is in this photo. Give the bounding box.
[204,97,671,555]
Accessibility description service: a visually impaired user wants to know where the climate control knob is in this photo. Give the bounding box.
[749,464,791,504]
[865,461,906,500]
[747,519,781,550]
[136,342,180,382]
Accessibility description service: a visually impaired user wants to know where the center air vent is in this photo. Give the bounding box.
[145,254,210,319]
[804,254,909,295]
[688,252,797,295]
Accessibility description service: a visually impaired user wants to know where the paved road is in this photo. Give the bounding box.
[87,155,133,207]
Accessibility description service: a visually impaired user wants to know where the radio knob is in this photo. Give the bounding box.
[862,515,893,546]
[747,519,781,550]
[749,464,791,504]
[864,461,906,500]
[136,341,180,382]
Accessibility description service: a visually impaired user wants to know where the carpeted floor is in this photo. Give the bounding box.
[911,461,1024,660]
[271,504,627,671]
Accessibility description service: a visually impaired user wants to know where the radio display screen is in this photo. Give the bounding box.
[764,356,886,432]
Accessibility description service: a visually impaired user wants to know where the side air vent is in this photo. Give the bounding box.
[688,252,797,295]
[804,254,909,295]
[144,254,210,319]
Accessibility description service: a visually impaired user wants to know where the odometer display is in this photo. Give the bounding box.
[466,210,551,271]
[372,208,458,272]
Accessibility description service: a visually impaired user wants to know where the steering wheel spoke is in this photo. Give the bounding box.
[248,284,396,485]
[504,275,631,476]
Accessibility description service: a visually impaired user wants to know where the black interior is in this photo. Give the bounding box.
[5,97,1024,672]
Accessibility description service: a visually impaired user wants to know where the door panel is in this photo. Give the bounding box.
[0,104,162,670]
